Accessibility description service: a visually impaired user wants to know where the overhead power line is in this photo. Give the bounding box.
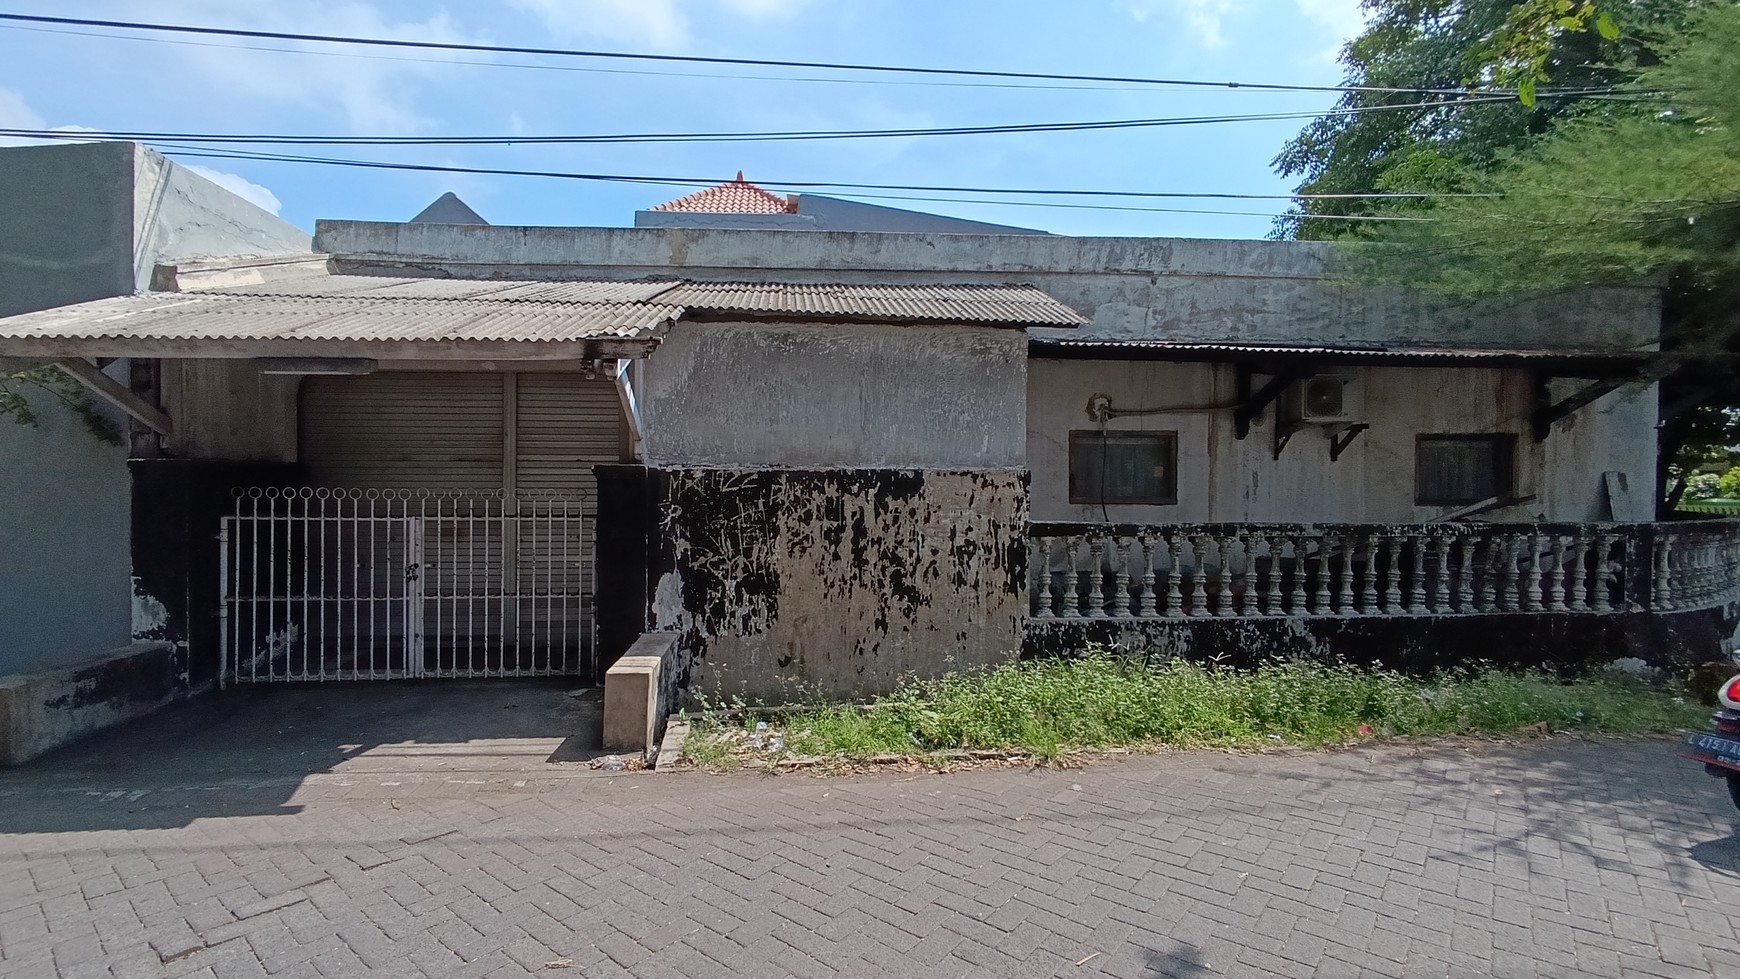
[0,12,1630,99]
[155,145,1493,202]
[0,94,1583,149]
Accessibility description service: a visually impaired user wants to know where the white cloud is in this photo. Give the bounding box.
[1295,0,1370,60]
[718,0,810,17]
[512,0,812,49]
[79,0,470,132]
[185,165,285,215]
[1126,1,1243,49]
[510,0,690,48]
[0,89,103,147]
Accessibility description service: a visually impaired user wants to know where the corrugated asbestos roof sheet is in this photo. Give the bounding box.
[0,292,681,343]
[0,274,1087,350]
[1030,338,1650,362]
[657,282,1090,325]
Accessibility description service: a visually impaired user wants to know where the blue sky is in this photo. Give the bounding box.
[0,1,1369,239]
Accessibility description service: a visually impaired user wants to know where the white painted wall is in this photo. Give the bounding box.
[1028,359,1656,524]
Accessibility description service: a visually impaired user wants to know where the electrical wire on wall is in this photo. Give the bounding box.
[1083,393,1244,521]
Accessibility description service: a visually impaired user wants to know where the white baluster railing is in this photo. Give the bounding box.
[1029,521,1740,620]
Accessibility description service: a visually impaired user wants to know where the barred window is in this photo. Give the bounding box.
[1416,435,1516,506]
[1069,431,1178,505]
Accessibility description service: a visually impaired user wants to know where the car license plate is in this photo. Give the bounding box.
[1683,731,1740,769]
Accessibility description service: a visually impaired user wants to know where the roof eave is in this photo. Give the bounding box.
[0,335,661,362]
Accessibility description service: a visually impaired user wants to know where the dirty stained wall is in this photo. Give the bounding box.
[651,469,1028,702]
[639,321,1026,469]
[1027,359,1658,524]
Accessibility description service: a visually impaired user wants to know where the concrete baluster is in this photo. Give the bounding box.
[1336,534,1355,615]
[1406,535,1426,614]
[1138,536,1159,617]
[1289,537,1309,614]
[1543,536,1568,612]
[1087,537,1108,617]
[1114,537,1134,618]
[1590,534,1616,612]
[1263,536,1285,616]
[1164,535,1185,618]
[1566,536,1589,612]
[1360,536,1379,612]
[1457,535,1476,612]
[1035,537,1055,617]
[1216,535,1236,617]
[1189,536,1211,618]
[1500,535,1521,612]
[1383,536,1403,611]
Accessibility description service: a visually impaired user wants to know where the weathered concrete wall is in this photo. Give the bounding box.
[0,142,136,317]
[1027,359,1657,524]
[0,142,311,677]
[641,322,1027,468]
[0,378,131,676]
[315,222,1660,350]
[649,468,1028,703]
[1026,604,1739,676]
[160,360,300,462]
[131,148,310,283]
[0,641,187,766]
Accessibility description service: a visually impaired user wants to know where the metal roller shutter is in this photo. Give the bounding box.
[514,373,626,501]
[300,373,505,489]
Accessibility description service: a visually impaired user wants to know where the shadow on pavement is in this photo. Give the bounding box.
[0,679,607,833]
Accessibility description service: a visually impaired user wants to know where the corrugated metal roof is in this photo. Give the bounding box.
[1031,338,1651,362]
[658,282,1089,326]
[0,273,1084,353]
[651,173,796,214]
[209,275,684,303]
[0,293,680,343]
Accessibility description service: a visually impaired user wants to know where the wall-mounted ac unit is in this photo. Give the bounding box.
[1285,376,1361,424]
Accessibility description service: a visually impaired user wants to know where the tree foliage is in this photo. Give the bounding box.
[1273,0,1689,240]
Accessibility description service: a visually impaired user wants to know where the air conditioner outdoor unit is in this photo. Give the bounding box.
[1287,376,1361,424]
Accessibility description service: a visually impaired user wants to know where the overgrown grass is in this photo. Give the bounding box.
[688,655,1707,764]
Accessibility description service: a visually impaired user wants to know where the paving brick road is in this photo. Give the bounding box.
[4,690,1740,978]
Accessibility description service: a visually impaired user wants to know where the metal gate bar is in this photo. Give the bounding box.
[220,487,592,684]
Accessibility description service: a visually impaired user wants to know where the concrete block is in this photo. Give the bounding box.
[603,632,678,757]
[0,641,186,766]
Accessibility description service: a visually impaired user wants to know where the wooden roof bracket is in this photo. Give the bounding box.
[1531,370,1636,441]
[54,357,173,436]
[1234,364,1310,440]
[1328,423,1371,462]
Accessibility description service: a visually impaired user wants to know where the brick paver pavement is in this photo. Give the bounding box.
[4,734,1740,978]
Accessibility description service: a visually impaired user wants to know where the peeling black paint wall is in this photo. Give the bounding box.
[130,460,301,686]
[646,468,1028,703]
[1024,607,1740,675]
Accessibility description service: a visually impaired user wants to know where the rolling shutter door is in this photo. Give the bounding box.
[300,373,505,489]
[514,374,626,505]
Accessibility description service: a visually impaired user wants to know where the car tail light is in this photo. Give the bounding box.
[1722,675,1740,711]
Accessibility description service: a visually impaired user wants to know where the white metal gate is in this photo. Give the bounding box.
[220,487,593,683]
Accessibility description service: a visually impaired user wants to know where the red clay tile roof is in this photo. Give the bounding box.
[650,172,797,214]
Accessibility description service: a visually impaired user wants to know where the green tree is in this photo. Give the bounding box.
[1272,0,1689,240]
[1348,4,1740,509]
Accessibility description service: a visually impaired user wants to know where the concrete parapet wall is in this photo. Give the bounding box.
[0,641,188,766]
[314,222,1660,351]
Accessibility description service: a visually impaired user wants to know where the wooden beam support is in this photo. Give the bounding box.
[1532,374,1631,441]
[1328,423,1370,462]
[1235,369,1304,440]
[54,358,173,436]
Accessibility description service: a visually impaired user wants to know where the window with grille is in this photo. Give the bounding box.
[1416,435,1516,506]
[1068,431,1178,505]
